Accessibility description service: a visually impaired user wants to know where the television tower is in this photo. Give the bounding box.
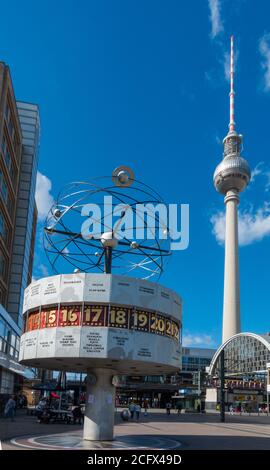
[213,36,251,343]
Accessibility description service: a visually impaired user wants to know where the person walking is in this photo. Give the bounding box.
[4,395,16,422]
[129,401,135,419]
[176,402,182,415]
[166,402,172,415]
[135,403,141,420]
[143,400,149,417]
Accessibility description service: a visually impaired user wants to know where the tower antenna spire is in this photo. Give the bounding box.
[229,35,235,132]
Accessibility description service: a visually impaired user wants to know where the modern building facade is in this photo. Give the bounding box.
[213,37,251,343]
[0,62,22,308]
[175,347,215,410]
[7,101,40,329]
[114,347,215,409]
[0,61,40,405]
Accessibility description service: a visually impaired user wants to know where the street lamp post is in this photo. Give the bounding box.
[220,349,225,422]
[267,362,270,416]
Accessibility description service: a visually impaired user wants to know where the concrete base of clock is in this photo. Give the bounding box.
[83,369,116,441]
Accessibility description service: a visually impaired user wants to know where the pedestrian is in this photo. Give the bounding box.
[143,400,148,417]
[176,402,182,415]
[4,395,16,422]
[129,401,135,419]
[229,404,234,415]
[135,403,141,420]
[35,397,47,423]
[166,402,172,415]
[197,403,201,413]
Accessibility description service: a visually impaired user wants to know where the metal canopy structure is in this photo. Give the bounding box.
[208,332,270,377]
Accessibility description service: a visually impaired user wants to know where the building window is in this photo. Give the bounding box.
[0,287,6,306]
[0,170,8,203]
[0,369,14,394]
[5,103,15,144]
[0,211,8,244]
[7,195,13,215]
[1,134,15,184]
[1,135,7,155]
[0,253,7,280]
[0,212,4,237]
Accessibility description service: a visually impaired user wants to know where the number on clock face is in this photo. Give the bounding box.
[172,321,180,340]
[60,306,81,325]
[40,308,58,328]
[83,305,107,326]
[28,312,40,331]
[109,306,128,328]
[150,313,165,335]
[131,310,149,331]
[166,319,172,337]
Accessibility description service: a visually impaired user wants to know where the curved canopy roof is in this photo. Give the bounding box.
[208,332,270,376]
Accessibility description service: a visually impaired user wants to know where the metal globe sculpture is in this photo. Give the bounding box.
[43,166,171,280]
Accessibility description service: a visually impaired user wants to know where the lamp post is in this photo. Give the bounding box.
[267,362,270,416]
[220,349,225,422]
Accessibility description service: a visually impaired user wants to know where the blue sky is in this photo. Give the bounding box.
[1,0,270,348]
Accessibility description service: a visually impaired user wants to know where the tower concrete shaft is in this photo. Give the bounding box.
[213,36,251,344]
[222,190,240,342]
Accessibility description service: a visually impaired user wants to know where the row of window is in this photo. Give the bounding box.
[0,211,8,244]
[213,337,270,375]
[5,102,19,153]
[0,253,7,281]
[0,168,14,215]
[0,368,14,394]
[1,135,16,185]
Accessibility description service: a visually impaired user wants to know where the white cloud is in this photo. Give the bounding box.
[35,171,54,221]
[208,0,223,39]
[248,162,270,191]
[183,333,216,348]
[259,33,270,92]
[211,204,270,246]
[251,162,264,182]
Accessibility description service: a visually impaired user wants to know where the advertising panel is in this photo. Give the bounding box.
[41,275,61,305]
[28,281,42,310]
[80,327,108,357]
[55,327,81,357]
[36,328,56,357]
[110,275,137,305]
[60,273,85,302]
[84,274,111,302]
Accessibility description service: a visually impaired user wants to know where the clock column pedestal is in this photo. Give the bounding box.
[83,368,116,441]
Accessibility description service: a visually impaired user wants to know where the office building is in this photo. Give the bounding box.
[0,62,39,405]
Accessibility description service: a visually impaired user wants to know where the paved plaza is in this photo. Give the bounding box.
[1,408,270,450]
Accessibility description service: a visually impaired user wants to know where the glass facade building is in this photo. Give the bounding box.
[0,62,39,402]
[7,102,40,329]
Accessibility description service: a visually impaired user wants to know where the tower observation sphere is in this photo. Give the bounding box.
[213,131,251,194]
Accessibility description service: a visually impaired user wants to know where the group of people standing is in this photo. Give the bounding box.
[128,400,149,420]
